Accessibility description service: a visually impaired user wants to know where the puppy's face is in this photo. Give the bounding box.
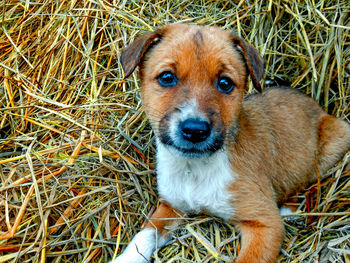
[121,24,263,157]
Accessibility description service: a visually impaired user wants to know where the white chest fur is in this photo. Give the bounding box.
[156,143,236,221]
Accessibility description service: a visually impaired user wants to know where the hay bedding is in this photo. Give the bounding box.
[0,1,349,262]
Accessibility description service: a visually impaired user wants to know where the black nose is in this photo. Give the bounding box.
[180,119,211,143]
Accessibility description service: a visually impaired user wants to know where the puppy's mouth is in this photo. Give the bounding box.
[158,119,225,158]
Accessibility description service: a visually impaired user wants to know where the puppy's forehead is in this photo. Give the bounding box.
[160,25,235,60]
[145,25,245,78]
[163,24,229,44]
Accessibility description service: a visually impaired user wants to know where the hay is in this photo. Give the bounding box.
[0,1,349,262]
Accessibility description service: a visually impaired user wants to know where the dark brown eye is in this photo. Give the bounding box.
[216,76,234,94]
[157,71,178,87]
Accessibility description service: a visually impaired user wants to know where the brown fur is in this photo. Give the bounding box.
[120,24,350,262]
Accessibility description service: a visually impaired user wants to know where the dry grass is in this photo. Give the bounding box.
[0,1,349,262]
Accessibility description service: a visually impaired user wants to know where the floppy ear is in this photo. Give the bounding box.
[231,36,264,92]
[121,31,162,78]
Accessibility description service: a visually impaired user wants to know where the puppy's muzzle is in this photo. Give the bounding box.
[180,119,211,143]
[159,116,224,157]
[158,99,226,157]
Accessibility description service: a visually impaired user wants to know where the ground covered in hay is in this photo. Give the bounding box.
[0,1,349,262]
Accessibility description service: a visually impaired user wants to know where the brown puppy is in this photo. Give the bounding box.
[112,24,350,263]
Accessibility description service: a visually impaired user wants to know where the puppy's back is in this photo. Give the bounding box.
[234,87,350,202]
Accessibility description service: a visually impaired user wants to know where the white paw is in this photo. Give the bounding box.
[110,252,148,263]
[110,228,170,263]
[279,207,300,221]
[279,207,293,216]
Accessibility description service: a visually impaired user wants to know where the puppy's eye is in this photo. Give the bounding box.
[216,76,234,94]
[157,71,178,87]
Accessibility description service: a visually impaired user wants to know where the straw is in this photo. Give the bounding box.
[0,1,349,262]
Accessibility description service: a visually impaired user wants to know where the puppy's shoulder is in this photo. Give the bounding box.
[243,86,324,123]
[262,85,306,98]
[244,86,320,109]
[244,86,303,102]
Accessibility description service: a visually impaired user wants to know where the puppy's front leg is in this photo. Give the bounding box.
[234,207,283,263]
[111,202,182,263]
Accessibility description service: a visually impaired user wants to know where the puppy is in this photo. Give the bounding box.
[112,24,350,263]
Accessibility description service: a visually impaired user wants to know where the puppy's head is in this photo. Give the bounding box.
[121,24,263,158]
